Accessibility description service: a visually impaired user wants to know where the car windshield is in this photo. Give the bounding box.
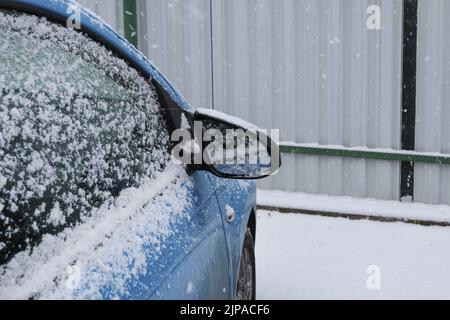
[0,10,171,266]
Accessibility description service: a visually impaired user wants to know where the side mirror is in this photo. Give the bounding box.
[186,108,281,179]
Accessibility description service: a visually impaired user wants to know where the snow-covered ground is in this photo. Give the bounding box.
[258,189,450,224]
[256,211,450,300]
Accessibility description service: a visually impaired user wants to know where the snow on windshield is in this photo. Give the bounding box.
[0,10,186,298]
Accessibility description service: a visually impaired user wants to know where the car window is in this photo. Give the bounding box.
[0,10,171,265]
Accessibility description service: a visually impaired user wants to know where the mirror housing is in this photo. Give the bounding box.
[184,108,281,180]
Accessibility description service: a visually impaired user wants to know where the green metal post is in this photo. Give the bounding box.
[123,0,138,47]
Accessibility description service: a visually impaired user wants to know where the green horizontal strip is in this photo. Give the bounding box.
[280,145,450,165]
[123,0,138,47]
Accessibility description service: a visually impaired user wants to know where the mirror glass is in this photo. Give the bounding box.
[200,119,279,179]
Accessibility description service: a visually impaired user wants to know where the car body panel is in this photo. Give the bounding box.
[98,172,230,300]
[208,176,257,291]
[0,0,256,299]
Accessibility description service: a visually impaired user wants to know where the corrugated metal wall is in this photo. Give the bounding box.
[415,0,450,205]
[132,0,404,201]
[77,0,123,33]
[136,0,213,110]
[81,0,450,205]
[210,0,403,201]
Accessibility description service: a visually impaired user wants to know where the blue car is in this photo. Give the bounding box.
[0,0,279,299]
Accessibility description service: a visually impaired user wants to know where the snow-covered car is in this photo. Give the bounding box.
[0,0,280,299]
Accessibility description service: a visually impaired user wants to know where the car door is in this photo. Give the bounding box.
[0,9,229,299]
[132,171,231,300]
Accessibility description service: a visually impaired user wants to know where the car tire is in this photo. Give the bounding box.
[236,228,256,300]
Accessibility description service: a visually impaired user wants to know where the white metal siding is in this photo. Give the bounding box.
[211,0,403,200]
[136,0,213,110]
[415,0,450,205]
[77,0,123,32]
